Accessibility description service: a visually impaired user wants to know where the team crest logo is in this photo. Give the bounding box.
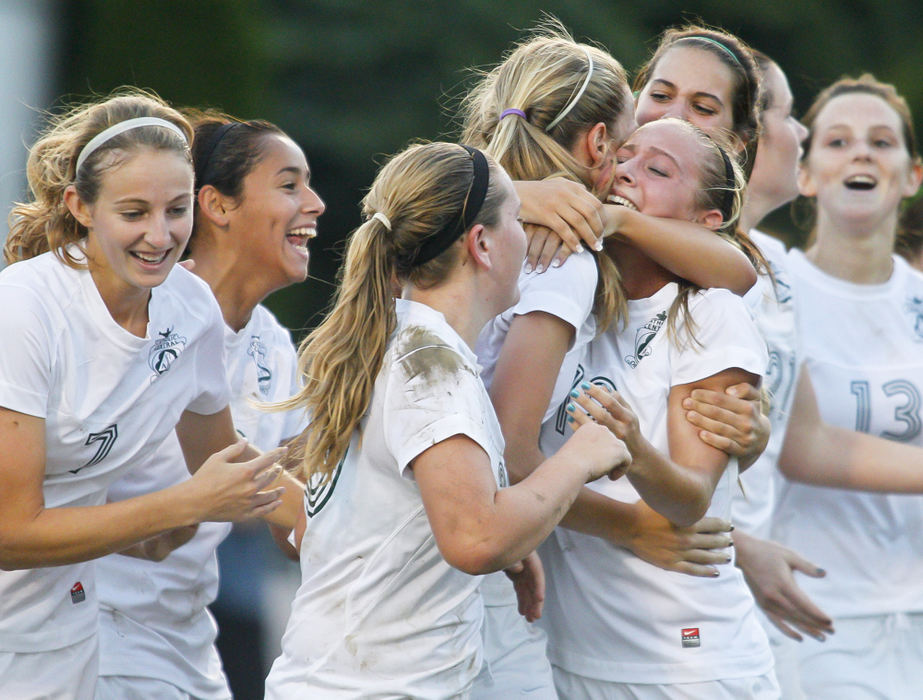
[70,581,86,604]
[247,335,272,395]
[149,327,188,376]
[771,262,792,305]
[305,449,345,518]
[905,296,923,342]
[624,311,666,368]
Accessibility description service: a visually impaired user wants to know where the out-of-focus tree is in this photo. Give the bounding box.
[60,0,923,335]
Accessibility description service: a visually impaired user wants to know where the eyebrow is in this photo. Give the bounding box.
[619,142,682,171]
[650,79,724,106]
[824,123,899,133]
[277,166,309,178]
[113,193,190,206]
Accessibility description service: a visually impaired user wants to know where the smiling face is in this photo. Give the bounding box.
[608,119,714,223]
[73,147,194,303]
[799,92,921,226]
[635,46,736,134]
[588,84,640,195]
[227,134,325,288]
[749,62,808,209]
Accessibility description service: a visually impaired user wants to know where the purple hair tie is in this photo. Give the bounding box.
[499,108,527,121]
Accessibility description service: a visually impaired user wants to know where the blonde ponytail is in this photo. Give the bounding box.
[278,142,507,481]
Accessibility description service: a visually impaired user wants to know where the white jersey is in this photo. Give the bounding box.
[772,250,923,617]
[474,252,598,606]
[733,231,800,538]
[539,284,773,684]
[265,299,509,699]
[96,304,303,698]
[0,251,229,653]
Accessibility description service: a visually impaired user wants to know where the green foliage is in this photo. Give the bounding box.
[61,0,923,337]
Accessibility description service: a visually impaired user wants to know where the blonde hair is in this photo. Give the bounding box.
[459,24,630,330]
[5,88,193,266]
[278,142,507,481]
[637,120,749,344]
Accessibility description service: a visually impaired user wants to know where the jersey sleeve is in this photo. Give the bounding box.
[670,289,768,387]
[384,344,500,479]
[0,283,55,417]
[511,251,598,342]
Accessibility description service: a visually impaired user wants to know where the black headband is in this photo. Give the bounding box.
[716,144,735,225]
[410,145,490,267]
[197,121,239,190]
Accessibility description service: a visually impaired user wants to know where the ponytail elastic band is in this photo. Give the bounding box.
[546,48,594,132]
[76,117,187,174]
[410,145,489,267]
[500,108,527,121]
[372,212,392,231]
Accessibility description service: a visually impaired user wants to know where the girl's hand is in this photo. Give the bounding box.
[188,440,287,522]
[682,382,769,470]
[523,224,563,273]
[621,503,734,578]
[734,531,833,641]
[515,178,605,271]
[560,419,632,482]
[504,551,545,622]
[566,383,649,479]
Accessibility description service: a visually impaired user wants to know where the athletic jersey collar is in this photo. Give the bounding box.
[395,298,480,370]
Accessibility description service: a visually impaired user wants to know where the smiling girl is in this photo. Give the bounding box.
[264,142,629,699]
[93,112,323,700]
[770,75,923,698]
[0,91,294,699]
[543,119,777,698]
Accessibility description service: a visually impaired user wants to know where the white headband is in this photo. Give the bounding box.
[545,48,595,133]
[75,117,188,174]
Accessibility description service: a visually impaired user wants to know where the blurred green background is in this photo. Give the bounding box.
[1,2,915,697]
[32,0,923,337]
[48,0,923,341]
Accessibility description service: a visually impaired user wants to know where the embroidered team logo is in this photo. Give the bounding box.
[247,335,272,395]
[305,449,345,518]
[70,581,86,604]
[624,311,666,368]
[70,424,118,474]
[681,627,701,648]
[149,327,188,376]
[904,295,923,342]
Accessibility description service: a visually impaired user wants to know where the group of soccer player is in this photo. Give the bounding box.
[1,17,922,700]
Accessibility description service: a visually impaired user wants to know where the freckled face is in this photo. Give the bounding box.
[799,93,919,225]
